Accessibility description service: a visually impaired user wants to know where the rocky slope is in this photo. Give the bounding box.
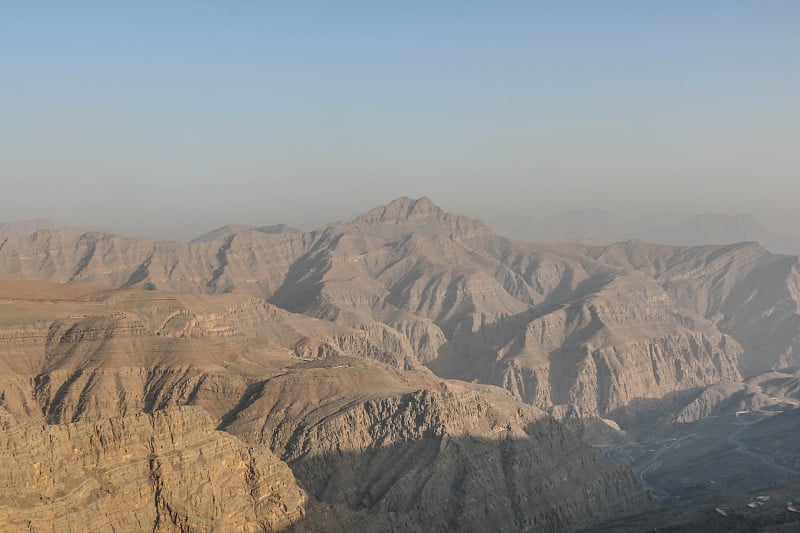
[0,277,651,531]
[587,239,800,376]
[2,197,779,420]
[3,197,800,530]
[489,210,800,255]
[0,198,800,416]
[218,358,652,532]
[190,223,301,244]
[0,406,306,532]
[0,276,415,425]
[259,198,746,416]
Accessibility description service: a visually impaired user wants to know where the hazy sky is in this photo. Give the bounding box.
[2,1,799,239]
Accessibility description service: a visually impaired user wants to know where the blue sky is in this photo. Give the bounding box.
[2,1,798,238]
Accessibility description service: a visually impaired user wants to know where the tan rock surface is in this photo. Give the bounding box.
[222,358,651,532]
[6,198,800,416]
[0,198,752,417]
[0,278,651,531]
[0,406,306,532]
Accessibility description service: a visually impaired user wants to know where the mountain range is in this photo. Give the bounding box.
[1,196,800,531]
[489,210,800,255]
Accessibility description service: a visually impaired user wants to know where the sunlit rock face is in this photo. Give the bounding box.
[0,275,650,532]
[0,406,307,532]
[5,196,800,531]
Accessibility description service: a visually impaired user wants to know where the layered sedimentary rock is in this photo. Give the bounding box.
[223,358,650,532]
[0,277,407,424]
[587,239,800,376]
[0,277,652,531]
[2,197,775,419]
[4,197,800,531]
[0,406,306,532]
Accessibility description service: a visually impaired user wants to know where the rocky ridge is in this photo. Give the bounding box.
[3,197,792,421]
[0,277,651,531]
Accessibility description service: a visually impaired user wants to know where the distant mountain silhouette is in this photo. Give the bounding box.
[489,210,800,254]
[647,213,800,254]
[0,218,56,237]
[190,223,301,243]
[489,208,636,243]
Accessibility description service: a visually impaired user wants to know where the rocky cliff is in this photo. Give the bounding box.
[222,358,651,532]
[0,277,652,531]
[588,240,800,375]
[0,277,409,424]
[0,406,306,532]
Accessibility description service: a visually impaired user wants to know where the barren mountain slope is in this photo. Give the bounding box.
[0,277,651,531]
[262,198,744,416]
[190,223,301,244]
[0,198,767,419]
[0,277,415,424]
[0,228,313,297]
[205,357,652,532]
[3,206,792,533]
[0,406,306,532]
[585,240,800,375]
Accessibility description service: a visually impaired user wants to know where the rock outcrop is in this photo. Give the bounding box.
[223,358,651,532]
[0,406,306,532]
[4,197,800,531]
[0,277,409,424]
[588,240,800,376]
[0,277,652,531]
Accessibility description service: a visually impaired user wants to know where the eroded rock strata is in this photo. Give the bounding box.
[5,197,798,530]
[0,406,305,532]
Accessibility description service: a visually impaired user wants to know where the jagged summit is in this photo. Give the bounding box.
[351,196,445,225]
[347,196,491,240]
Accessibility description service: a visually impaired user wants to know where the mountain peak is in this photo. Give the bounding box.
[353,196,446,224]
[349,196,490,240]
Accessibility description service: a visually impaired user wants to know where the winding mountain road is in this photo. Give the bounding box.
[729,410,800,476]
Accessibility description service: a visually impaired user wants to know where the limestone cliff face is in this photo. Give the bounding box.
[4,198,800,530]
[430,271,742,417]
[0,228,312,298]
[0,279,654,531]
[223,360,651,532]
[589,240,800,376]
[262,200,747,418]
[495,315,741,416]
[665,369,800,424]
[0,406,306,532]
[0,280,407,425]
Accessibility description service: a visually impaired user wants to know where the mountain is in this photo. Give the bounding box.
[489,209,637,244]
[0,275,650,531]
[190,223,301,243]
[1,197,797,412]
[648,213,800,254]
[489,210,800,255]
[0,218,56,238]
[2,196,800,529]
[0,406,306,532]
[583,239,800,376]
